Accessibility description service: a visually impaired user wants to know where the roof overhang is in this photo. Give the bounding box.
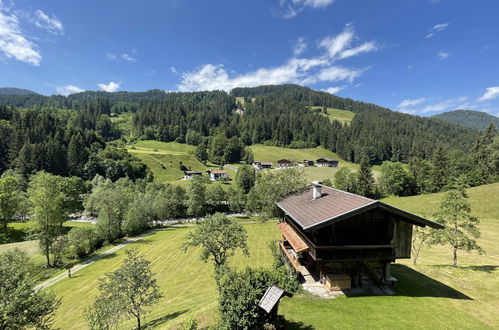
[278,201,444,232]
[277,222,310,253]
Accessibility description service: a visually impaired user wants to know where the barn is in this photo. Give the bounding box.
[276,182,444,291]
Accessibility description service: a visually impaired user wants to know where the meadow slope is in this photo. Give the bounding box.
[43,183,499,329]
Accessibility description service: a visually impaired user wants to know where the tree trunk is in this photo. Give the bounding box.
[136,315,141,330]
[45,244,51,267]
[453,248,457,267]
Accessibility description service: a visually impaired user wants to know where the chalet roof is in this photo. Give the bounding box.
[184,171,202,175]
[316,157,338,162]
[277,222,309,253]
[277,185,444,231]
[210,170,228,174]
[277,159,295,163]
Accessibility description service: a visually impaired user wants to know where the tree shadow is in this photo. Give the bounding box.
[433,264,498,273]
[283,320,315,330]
[0,226,27,244]
[145,309,188,328]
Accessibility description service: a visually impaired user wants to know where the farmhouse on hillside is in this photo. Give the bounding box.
[208,169,228,181]
[253,161,273,170]
[276,182,444,292]
[303,159,315,167]
[316,157,339,167]
[183,171,203,180]
[277,159,295,168]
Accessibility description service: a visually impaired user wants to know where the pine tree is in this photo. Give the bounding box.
[431,146,449,192]
[67,132,89,176]
[356,156,375,198]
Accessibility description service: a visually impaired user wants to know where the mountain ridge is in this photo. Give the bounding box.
[432,109,499,131]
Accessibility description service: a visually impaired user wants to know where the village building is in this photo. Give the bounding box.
[208,169,228,181]
[277,159,295,168]
[303,159,315,167]
[316,157,339,167]
[183,171,203,180]
[253,161,273,170]
[276,182,443,292]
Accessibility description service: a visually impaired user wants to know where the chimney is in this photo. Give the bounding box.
[312,181,322,200]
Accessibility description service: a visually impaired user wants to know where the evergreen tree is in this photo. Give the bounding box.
[356,156,376,198]
[67,132,89,176]
[235,165,256,193]
[431,146,449,192]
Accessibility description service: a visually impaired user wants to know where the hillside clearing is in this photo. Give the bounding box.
[310,106,356,124]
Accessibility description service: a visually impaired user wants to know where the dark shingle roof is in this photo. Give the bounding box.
[277,185,444,231]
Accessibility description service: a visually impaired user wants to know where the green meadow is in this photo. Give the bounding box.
[37,183,499,329]
[310,106,356,124]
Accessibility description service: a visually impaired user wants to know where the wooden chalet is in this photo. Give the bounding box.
[276,182,444,291]
[253,161,273,170]
[303,159,315,167]
[183,170,203,180]
[208,169,228,181]
[316,157,339,167]
[277,159,295,168]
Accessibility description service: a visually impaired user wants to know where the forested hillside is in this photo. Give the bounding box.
[0,88,39,95]
[0,84,481,179]
[433,110,499,131]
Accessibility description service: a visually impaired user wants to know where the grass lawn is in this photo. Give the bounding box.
[310,106,356,124]
[49,222,279,329]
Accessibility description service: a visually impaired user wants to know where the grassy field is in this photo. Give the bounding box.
[49,222,279,329]
[127,141,209,182]
[43,183,499,329]
[310,106,356,124]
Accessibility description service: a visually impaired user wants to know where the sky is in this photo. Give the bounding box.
[1,0,499,117]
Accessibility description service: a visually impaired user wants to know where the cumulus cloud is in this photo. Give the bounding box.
[55,84,84,96]
[437,51,449,59]
[0,10,41,65]
[323,86,345,94]
[478,86,499,102]
[397,97,427,108]
[426,22,449,38]
[293,37,307,56]
[177,24,377,92]
[98,81,120,92]
[277,0,335,19]
[32,9,63,35]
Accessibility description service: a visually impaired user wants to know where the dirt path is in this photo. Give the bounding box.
[34,230,158,291]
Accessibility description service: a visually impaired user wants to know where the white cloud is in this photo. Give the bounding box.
[318,24,378,59]
[323,86,345,94]
[421,97,467,113]
[397,97,427,108]
[293,37,306,56]
[106,52,137,62]
[426,22,449,38]
[0,10,41,65]
[55,84,84,96]
[437,51,449,59]
[177,24,376,92]
[121,53,136,62]
[277,0,335,18]
[32,9,63,35]
[98,81,120,92]
[478,86,499,102]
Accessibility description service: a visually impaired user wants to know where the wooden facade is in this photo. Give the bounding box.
[277,183,443,290]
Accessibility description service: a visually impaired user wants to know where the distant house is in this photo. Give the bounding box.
[303,159,315,167]
[316,157,339,167]
[276,182,444,292]
[208,169,228,181]
[277,159,295,168]
[253,161,273,170]
[183,171,203,180]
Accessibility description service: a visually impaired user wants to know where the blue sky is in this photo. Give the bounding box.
[1,0,499,116]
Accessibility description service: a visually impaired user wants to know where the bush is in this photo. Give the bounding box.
[67,227,99,259]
